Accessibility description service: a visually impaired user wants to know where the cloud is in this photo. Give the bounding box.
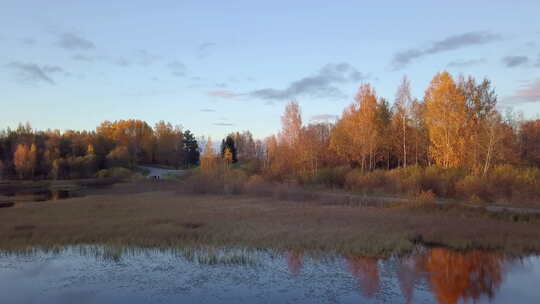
[506,78,540,103]
[502,56,529,68]
[5,62,64,85]
[198,42,216,59]
[167,61,187,77]
[20,37,36,46]
[72,54,94,62]
[200,108,216,112]
[391,31,503,69]
[113,57,131,67]
[535,54,540,67]
[213,122,235,126]
[215,82,227,88]
[310,114,339,122]
[248,63,367,101]
[57,33,95,51]
[447,58,486,67]
[135,49,160,66]
[208,89,241,99]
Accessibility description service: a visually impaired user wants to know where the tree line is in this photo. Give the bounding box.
[231,72,539,181]
[0,120,200,180]
[3,71,540,182]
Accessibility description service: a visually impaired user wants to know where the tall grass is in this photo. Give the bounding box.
[340,165,540,204]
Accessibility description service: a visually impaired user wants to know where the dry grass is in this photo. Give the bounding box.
[1,181,540,256]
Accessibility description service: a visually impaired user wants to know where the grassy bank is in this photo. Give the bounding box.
[1,181,540,256]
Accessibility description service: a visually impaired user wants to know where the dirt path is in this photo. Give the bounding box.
[137,166,185,179]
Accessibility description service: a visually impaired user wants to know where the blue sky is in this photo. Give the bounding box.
[1,0,540,139]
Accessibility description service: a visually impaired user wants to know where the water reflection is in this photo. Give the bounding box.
[420,248,504,304]
[346,256,380,298]
[0,246,537,304]
[396,255,424,304]
[286,250,304,276]
[1,189,80,202]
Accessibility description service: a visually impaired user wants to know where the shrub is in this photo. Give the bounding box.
[312,166,351,187]
[182,171,223,194]
[97,167,141,180]
[244,175,273,196]
[224,170,248,195]
[456,175,490,201]
[413,190,436,205]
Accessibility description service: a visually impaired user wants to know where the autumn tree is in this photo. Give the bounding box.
[266,100,304,179]
[155,121,184,167]
[410,99,430,166]
[200,137,217,172]
[106,146,130,168]
[330,84,381,170]
[14,144,35,179]
[376,98,394,169]
[459,76,501,174]
[519,119,540,167]
[393,76,413,167]
[424,72,468,168]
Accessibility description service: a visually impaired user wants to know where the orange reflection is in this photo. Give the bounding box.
[346,256,380,298]
[286,251,304,277]
[421,248,505,304]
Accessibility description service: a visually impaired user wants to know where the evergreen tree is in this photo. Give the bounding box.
[220,135,238,163]
[183,130,200,168]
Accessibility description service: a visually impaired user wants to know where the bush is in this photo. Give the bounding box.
[454,165,540,204]
[314,166,351,187]
[244,175,273,196]
[97,167,141,180]
[182,170,223,194]
[224,170,248,195]
[413,190,436,205]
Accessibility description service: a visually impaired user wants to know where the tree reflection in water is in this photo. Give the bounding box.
[420,248,505,304]
[345,248,506,304]
[396,255,424,304]
[346,256,380,299]
[286,250,304,277]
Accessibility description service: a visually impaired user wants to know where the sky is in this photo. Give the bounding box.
[1,0,540,139]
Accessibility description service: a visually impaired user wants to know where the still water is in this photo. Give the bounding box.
[0,246,538,304]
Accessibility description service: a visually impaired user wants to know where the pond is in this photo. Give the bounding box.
[0,189,80,202]
[0,246,538,303]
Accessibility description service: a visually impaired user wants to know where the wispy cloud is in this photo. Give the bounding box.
[310,114,339,122]
[208,89,241,99]
[502,56,529,68]
[391,31,503,70]
[57,33,95,51]
[213,122,235,126]
[20,37,36,46]
[208,63,367,102]
[200,108,216,112]
[113,57,131,67]
[135,50,160,66]
[505,78,540,104]
[251,63,366,101]
[167,61,187,77]
[5,62,64,85]
[447,58,486,67]
[198,42,216,59]
[72,54,94,62]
